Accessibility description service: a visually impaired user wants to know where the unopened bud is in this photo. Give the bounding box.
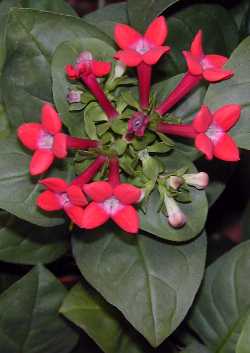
[114,61,126,78]
[76,51,93,64]
[67,90,82,103]
[183,172,209,190]
[168,175,183,190]
[164,195,187,228]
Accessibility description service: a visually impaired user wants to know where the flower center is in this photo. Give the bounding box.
[127,112,149,139]
[206,122,224,144]
[133,39,153,54]
[101,196,124,215]
[38,131,54,150]
[201,57,215,70]
[59,192,71,207]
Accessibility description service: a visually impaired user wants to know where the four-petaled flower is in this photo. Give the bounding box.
[114,16,170,67]
[183,30,233,82]
[37,177,88,227]
[17,104,67,175]
[193,104,241,161]
[81,181,142,233]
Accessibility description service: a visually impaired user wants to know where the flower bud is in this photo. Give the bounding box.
[168,175,183,190]
[114,61,126,78]
[183,172,209,190]
[164,195,187,228]
[66,90,82,103]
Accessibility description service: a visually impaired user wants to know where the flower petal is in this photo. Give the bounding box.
[214,104,241,131]
[41,103,62,134]
[183,51,202,76]
[53,133,67,159]
[195,133,214,160]
[92,61,111,77]
[17,123,42,150]
[114,49,142,67]
[204,54,228,68]
[114,23,142,50]
[144,16,168,46]
[37,190,62,211]
[64,205,85,227]
[113,183,142,204]
[192,105,213,133]
[81,202,109,229]
[39,177,68,192]
[112,205,139,234]
[203,69,234,82]
[67,185,88,206]
[191,30,204,57]
[30,149,54,176]
[65,64,78,80]
[143,46,170,65]
[213,133,240,161]
[83,181,113,202]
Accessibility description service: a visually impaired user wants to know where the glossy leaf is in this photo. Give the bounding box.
[72,227,207,347]
[20,0,76,15]
[181,342,211,353]
[0,265,78,353]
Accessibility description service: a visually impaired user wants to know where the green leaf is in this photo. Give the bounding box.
[2,8,112,128]
[0,103,10,138]
[61,281,148,353]
[147,142,172,153]
[52,38,115,136]
[0,265,78,353]
[20,0,76,15]
[72,228,207,347]
[0,135,72,226]
[204,36,250,150]
[0,272,19,294]
[236,313,250,353]
[140,150,208,242]
[181,342,211,353]
[0,212,68,264]
[189,240,250,353]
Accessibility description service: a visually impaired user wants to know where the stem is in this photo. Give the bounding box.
[155,72,201,115]
[157,122,197,138]
[81,74,119,120]
[66,136,98,149]
[108,158,120,187]
[72,155,107,187]
[137,62,152,110]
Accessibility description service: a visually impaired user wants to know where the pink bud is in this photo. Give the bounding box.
[168,176,183,190]
[66,90,82,103]
[183,172,209,190]
[164,195,187,228]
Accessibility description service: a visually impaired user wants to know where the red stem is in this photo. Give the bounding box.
[155,72,201,116]
[81,74,119,120]
[157,122,197,138]
[66,136,98,149]
[108,158,120,187]
[72,155,107,187]
[137,62,152,110]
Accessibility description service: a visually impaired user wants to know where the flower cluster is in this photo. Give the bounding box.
[16,16,241,234]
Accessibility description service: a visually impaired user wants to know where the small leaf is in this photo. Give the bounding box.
[121,91,141,110]
[148,142,172,153]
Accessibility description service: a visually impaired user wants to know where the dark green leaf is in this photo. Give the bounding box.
[181,342,211,353]
[236,313,250,353]
[20,0,76,15]
[0,272,19,294]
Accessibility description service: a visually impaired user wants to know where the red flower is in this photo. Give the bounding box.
[81,181,142,233]
[114,16,170,67]
[193,105,241,161]
[17,104,67,175]
[37,178,87,227]
[183,30,233,82]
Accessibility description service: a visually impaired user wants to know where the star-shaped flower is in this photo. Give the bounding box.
[37,177,88,227]
[81,181,142,233]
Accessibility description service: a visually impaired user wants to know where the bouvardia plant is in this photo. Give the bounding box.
[1,0,250,352]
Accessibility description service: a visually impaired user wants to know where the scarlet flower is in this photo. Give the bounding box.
[37,178,87,227]
[81,181,142,233]
[114,16,170,67]
[17,104,67,175]
[183,30,233,82]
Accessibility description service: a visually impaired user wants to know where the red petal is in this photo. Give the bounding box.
[92,61,111,77]
[191,30,204,57]
[112,205,139,234]
[83,181,113,202]
[114,23,142,50]
[213,133,240,161]
[214,104,241,131]
[17,123,42,150]
[183,51,202,76]
[81,202,109,229]
[41,104,62,134]
[64,205,85,227]
[195,133,214,160]
[67,185,88,206]
[144,16,168,46]
[203,69,234,82]
[30,149,54,176]
[204,54,228,68]
[39,177,68,192]
[192,105,213,133]
[143,46,170,65]
[113,183,142,204]
[65,64,78,80]
[114,49,142,67]
[53,133,67,159]
[37,190,62,211]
